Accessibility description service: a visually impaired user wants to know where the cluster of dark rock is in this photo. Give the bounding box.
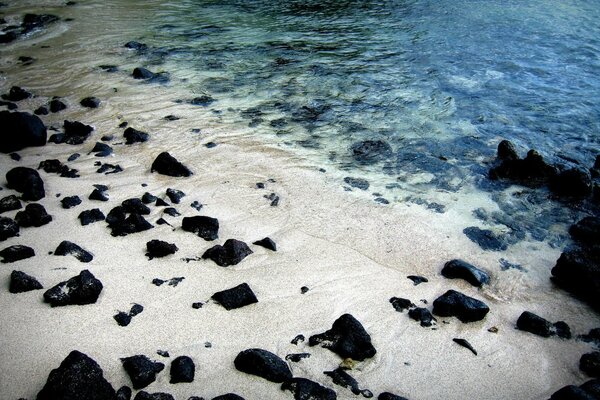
[0,13,59,44]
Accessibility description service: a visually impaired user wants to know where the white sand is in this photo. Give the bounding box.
[0,2,598,399]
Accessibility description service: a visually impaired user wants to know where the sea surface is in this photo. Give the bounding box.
[2,0,600,248]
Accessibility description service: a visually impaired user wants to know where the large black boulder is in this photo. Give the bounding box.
[551,247,600,311]
[350,140,393,164]
[551,168,593,198]
[432,290,489,323]
[516,311,554,337]
[581,352,600,377]
[43,270,103,307]
[124,127,149,144]
[202,239,253,267]
[182,216,219,241]
[146,240,178,260]
[211,283,258,310]
[0,111,47,153]
[37,350,117,400]
[170,356,195,384]
[0,216,19,241]
[121,355,165,390]
[441,259,490,287]
[1,86,32,102]
[151,152,192,177]
[569,217,600,245]
[81,97,101,108]
[50,120,94,145]
[109,213,153,237]
[9,270,43,293]
[309,313,376,361]
[6,166,45,201]
[0,244,34,263]
[122,198,151,215]
[234,348,292,383]
[549,385,597,400]
[15,203,52,227]
[281,378,337,400]
[489,148,557,186]
[54,240,93,263]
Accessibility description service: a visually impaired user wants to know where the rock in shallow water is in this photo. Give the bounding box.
[211,283,258,310]
[432,290,489,323]
[309,313,376,361]
[37,350,116,400]
[551,247,600,312]
[441,259,490,287]
[202,239,253,267]
[463,227,508,251]
[0,110,47,153]
[151,152,192,177]
[44,270,103,307]
[350,139,393,165]
[121,355,165,390]
[9,270,43,293]
[234,348,292,383]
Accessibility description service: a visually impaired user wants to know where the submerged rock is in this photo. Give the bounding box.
[182,216,219,240]
[151,152,192,177]
[9,270,43,293]
[43,270,103,306]
[15,203,52,227]
[146,240,178,260]
[1,86,32,102]
[463,227,508,251]
[121,355,165,390]
[234,348,292,383]
[350,140,393,164]
[54,240,93,263]
[281,378,337,400]
[0,111,47,153]
[170,356,195,383]
[81,96,101,108]
[441,259,490,287]
[432,290,489,322]
[551,167,593,198]
[202,239,253,267]
[344,177,370,190]
[37,350,116,400]
[211,283,258,310]
[0,244,34,263]
[489,146,557,186]
[0,216,19,241]
[6,166,45,201]
[50,120,94,145]
[309,313,376,361]
[132,67,156,80]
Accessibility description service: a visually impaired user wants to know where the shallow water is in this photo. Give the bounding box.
[1,0,599,249]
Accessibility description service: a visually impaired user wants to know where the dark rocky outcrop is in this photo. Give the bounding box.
[50,120,94,145]
[0,244,34,263]
[146,240,178,260]
[6,166,45,201]
[81,97,101,108]
[182,216,219,240]
[324,367,372,397]
[109,213,153,237]
[43,270,103,306]
[0,111,47,153]
[432,290,489,323]
[151,152,192,177]
[350,140,393,164]
[0,216,19,241]
[489,145,557,187]
[54,240,93,263]
[37,351,117,400]
[408,307,436,327]
[441,259,490,287]
[463,226,507,251]
[38,159,79,177]
[569,217,600,245]
[49,98,67,113]
[133,392,174,400]
[21,13,60,34]
[15,203,52,227]
[344,177,370,191]
[79,208,106,225]
[114,304,144,327]
[1,86,32,102]
[211,283,258,310]
[132,67,156,80]
[124,127,149,144]
[202,239,253,267]
[122,198,151,215]
[234,348,292,383]
[121,355,165,390]
[551,247,600,312]
[90,142,113,157]
[190,95,215,106]
[0,194,22,214]
[281,378,337,400]
[253,237,277,251]
[497,140,519,161]
[170,356,195,384]
[580,352,600,377]
[166,188,185,204]
[9,270,43,293]
[309,313,376,361]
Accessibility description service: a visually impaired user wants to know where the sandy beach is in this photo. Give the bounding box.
[1,1,599,399]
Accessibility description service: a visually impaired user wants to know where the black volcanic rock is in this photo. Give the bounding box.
[549,385,596,400]
[497,140,519,161]
[124,127,149,144]
[89,188,109,201]
[212,395,245,400]
[54,240,93,263]
[151,152,192,177]
[569,217,600,245]
[350,140,393,164]
[170,356,195,384]
[463,227,507,251]
[121,355,165,390]
[37,350,117,400]
[190,95,215,106]
[109,213,153,236]
[0,245,34,263]
[81,97,101,108]
[0,194,22,214]
[166,188,185,204]
[79,208,106,225]
[182,216,219,240]
[15,203,52,227]
[114,304,144,327]
[1,86,31,102]
[9,270,43,293]
[91,142,113,157]
[489,148,557,186]
[133,392,174,400]
[202,239,253,267]
[551,167,593,198]
[441,259,490,287]
[516,311,554,337]
[49,98,67,113]
[551,247,600,312]
[43,269,103,306]
[408,307,436,327]
[581,352,600,377]
[60,120,94,145]
[6,166,45,201]
[124,41,147,51]
[146,240,178,260]
[0,111,47,153]
[390,297,414,312]
[38,159,79,177]
[281,378,337,400]
[234,348,292,383]
[253,237,277,251]
[0,216,19,241]
[407,275,428,285]
[21,13,59,34]
[378,393,409,400]
[132,67,155,80]
[142,192,157,204]
[432,290,489,323]
[309,313,376,361]
[343,177,370,190]
[211,283,258,310]
[324,367,370,397]
[122,198,151,215]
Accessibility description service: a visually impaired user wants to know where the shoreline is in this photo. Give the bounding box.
[1,2,599,399]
